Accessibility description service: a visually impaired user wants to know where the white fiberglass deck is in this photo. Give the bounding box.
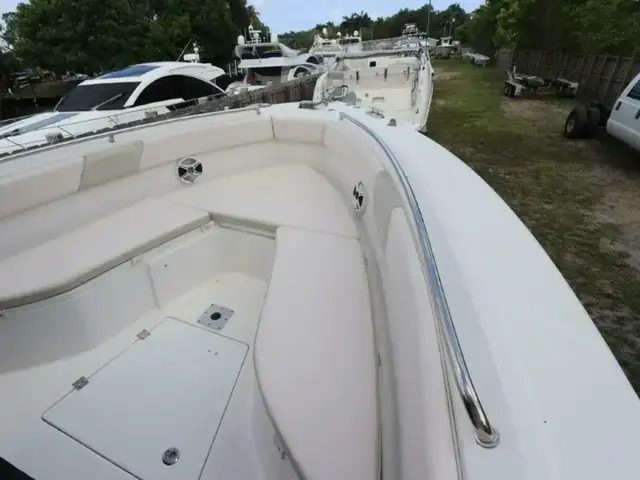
[352,87,415,121]
[0,104,638,480]
[0,160,378,480]
[1,272,268,480]
[314,53,433,130]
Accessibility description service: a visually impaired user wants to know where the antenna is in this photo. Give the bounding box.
[176,38,193,61]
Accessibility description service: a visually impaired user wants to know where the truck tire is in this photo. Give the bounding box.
[585,107,600,137]
[588,101,611,126]
[563,106,589,139]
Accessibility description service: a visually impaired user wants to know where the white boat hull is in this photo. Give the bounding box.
[0,102,636,480]
[313,50,434,132]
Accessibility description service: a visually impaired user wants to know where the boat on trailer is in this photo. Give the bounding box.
[313,45,434,132]
[227,26,325,95]
[0,94,638,480]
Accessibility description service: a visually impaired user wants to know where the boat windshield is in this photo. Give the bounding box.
[247,67,283,86]
[338,38,361,45]
[55,82,140,112]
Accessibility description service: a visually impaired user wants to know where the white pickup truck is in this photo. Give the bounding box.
[563,72,640,149]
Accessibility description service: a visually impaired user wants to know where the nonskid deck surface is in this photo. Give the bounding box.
[350,87,414,121]
[0,272,268,480]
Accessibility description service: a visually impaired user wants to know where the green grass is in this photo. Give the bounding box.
[429,59,640,390]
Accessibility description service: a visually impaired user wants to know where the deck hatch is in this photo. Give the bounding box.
[43,318,247,480]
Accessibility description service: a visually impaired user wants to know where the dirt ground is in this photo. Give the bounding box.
[428,59,640,390]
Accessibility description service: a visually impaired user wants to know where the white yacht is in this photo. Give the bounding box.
[0,62,228,156]
[0,91,638,480]
[395,23,427,49]
[313,44,434,132]
[336,30,363,53]
[226,26,325,95]
[308,29,343,68]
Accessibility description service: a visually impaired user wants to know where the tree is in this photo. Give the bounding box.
[340,12,372,34]
[148,0,238,65]
[227,0,251,32]
[463,1,501,54]
[2,0,265,74]
[572,0,640,54]
[460,0,640,54]
[3,0,149,74]
[0,42,22,118]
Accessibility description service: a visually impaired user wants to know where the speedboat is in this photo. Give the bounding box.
[0,96,638,480]
[0,61,228,156]
[226,26,325,95]
[313,44,434,132]
[395,23,427,50]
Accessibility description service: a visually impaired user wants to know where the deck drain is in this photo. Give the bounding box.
[197,304,234,331]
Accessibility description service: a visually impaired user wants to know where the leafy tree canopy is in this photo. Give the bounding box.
[2,0,263,74]
[2,0,638,76]
[281,0,640,55]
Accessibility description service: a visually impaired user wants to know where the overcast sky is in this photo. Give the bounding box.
[0,0,484,35]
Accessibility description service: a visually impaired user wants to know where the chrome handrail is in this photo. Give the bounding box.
[0,103,271,164]
[339,112,500,449]
[0,92,275,156]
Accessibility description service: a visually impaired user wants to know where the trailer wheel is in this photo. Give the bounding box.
[563,106,589,139]
[503,83,515,98]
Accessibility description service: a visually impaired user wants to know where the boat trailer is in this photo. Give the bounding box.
[503,68,578,98]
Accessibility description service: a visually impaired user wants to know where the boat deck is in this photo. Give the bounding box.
[0,273,267,480]
[352,87,415,122]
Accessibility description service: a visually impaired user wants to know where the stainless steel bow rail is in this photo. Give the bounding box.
[0,103,271,165]
[0,74,321,160]
[338,112,500,449]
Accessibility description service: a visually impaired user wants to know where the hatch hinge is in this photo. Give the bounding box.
[72,376,89,391]
[136,329,151,340]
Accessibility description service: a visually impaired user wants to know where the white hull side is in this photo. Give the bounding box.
[0,103,636,480]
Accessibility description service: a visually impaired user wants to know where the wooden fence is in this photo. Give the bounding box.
[495,48,515,72]
[515,50,640,106]
[225,74,320,107]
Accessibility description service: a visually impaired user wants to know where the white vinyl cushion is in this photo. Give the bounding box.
[0,198,209,309]
[272,118,325,144]
[164,165,358,238]
[255,226,377,480]
[79,140,143,190]
[0,157,84,219]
